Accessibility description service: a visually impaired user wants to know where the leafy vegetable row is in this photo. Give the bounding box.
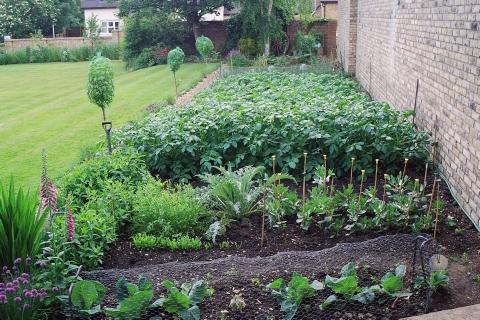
[114,72,430,182]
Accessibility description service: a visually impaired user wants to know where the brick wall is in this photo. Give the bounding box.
[287,20,338,56]
[199,22,227,51]
[337,0,480,228]
[337,0,357,74]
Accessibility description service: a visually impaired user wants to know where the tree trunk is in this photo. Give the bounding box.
[264,0,274,57]
[193,21,201,39]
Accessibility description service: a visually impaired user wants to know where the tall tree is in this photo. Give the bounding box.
[235,0,295,56]
[118,0,233,39]
[0,0,82,38]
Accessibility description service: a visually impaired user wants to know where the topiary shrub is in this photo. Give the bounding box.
[195,35,214,63]
[87,53,115,152]
[167,47,185,96]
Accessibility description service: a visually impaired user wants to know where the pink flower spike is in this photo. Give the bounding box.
[67,209,75,242]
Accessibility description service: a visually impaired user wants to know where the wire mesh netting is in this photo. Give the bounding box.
[59,234,441,320]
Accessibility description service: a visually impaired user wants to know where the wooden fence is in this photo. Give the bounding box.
[4,31,123,52]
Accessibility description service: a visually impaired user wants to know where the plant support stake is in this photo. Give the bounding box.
[323,154,327,193]
[433,180,441,241]
[428,174,438,214]
[102,121,113,154]
[423,162,429,195]
[374,159,379,192]
[349,157,356,186]
[358,170,365,202]
[302,152,307,205]
[382,174,388,203]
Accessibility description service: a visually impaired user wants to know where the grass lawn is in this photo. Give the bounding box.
[0,61,218,188]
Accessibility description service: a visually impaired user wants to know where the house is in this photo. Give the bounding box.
[314,0,338,20]
[80,0,122,37]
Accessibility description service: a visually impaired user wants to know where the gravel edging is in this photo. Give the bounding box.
[175,68,220,107]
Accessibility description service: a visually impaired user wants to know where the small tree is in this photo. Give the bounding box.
[87,53,115,153]
[196,35,214,64]
[84,14,101,53]
[167,47,185,96]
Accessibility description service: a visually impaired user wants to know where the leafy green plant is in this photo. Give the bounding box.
[70,280,106,315]
[115,72,430,183]
[378,265,411,298]
[59,150,148,207]
[52,208,116,269]
[132,180,207,238]
[152,279,214,320]
[196,35,214,63]
[267,273,323,320]
[104,276,155,319]
[0,179,47,267]
[199,166,265,220]
[264,183,299,228]
[415,270,449,296]
[167,47,185,96]
[132,233,157,249]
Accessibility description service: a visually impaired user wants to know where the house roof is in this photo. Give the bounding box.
[80,0,118,10]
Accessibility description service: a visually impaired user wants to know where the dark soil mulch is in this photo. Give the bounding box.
[90,166,480,319]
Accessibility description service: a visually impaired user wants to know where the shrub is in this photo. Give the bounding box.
[295,32,318,56]
[196,35,214,62]
[114,72,430,182]
[0,179,47,267]
[132,47,155,70]
[132,234,203,251]
[0,44,120,65]
[239,38,260,57]
[122,10,192,67]
[52,208,116,269]
[167,47,185,95]
[131,180,207,238]
[59,151,148,207]
[87,54,114,121]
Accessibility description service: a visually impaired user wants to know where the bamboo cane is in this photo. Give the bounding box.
[349,157,356,186]
[382,174,388,203]
[433,180,441,241]
[330,176,335,197]
[323,154,327,194]
[302,152,307,205]
[422,162,429,195]
[427,175,438,214]
[374,159,379,192]
[358,170,365,202]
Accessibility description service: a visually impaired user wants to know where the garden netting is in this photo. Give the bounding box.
[62,234,441,320]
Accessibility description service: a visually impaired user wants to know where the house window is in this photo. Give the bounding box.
[101,21,120,34]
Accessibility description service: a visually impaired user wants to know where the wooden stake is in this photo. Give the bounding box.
[302,152,307,205]
[323,154,328,193]
[358,170,365,202]
[422,162,429,195]
[427,174,438,214]
[330,176,335,197]
[374,159,379,192]
[272,155,276,176]
[402,158,409,179]
[261,192,266,247]
[382,174,388,203]
[349,157,356,186]
[433,180,441,241]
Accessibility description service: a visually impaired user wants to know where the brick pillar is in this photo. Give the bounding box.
[337,0,358,75]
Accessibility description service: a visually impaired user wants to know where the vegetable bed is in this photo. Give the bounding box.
[114,72,430,182]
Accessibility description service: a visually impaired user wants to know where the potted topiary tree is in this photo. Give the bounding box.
[87,53,115,153]
[167,47,185,97]
[196,35,214,65]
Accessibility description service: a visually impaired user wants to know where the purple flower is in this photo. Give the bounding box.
[22,279,29,285]
[0,294,6,303]
[23,303,30,309]
[6,287,15,294]
[25,257,31,264]
[14,258,22,265]
[25,291,33,298]
[35,260,47,268]
[14,296,22,303]
[0,283,4,289]
[67,208,75,241]
[31,289,38,297]
[52,286,59,293]
[6,282,12,288]
[2,266,7,272]
[21,273,29,279]
[12,280,19,286]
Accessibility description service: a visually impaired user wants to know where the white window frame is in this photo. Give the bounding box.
[100,21,120,34]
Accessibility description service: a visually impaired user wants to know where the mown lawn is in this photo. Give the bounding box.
[0,61,218,188]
